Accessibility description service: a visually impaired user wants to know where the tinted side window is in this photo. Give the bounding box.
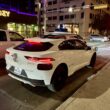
[0,31,7,41]
[74,40,85,49]
[9,32,24,41]
[58,40,75,50]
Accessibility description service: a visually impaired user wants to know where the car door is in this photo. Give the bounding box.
[74,40,92,67]
[58,39,92,76]
[8,31,24,41]
[8,31,24,45]
[58,39,83,76]
[67,39,89,74]
[0,30,9,59]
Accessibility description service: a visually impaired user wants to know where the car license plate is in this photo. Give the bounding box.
[14,67,22,75]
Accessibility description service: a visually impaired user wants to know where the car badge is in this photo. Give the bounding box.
[12,53,17,62]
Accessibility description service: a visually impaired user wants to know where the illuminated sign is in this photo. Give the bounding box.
[94,4,108,9]
[0,10,10,17]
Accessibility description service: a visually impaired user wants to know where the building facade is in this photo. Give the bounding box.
[0,0,109,37]
[0,0,38,37]
[40,0,109,38]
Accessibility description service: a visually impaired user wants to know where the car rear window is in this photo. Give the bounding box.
[14,41,53,52]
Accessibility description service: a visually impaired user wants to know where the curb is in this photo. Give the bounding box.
[56,61,110,110]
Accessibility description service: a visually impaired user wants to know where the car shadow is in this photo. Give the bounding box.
[21,55,109,102]
[0,59,7,76]
[22,66,95,101]
[0,54,108,110]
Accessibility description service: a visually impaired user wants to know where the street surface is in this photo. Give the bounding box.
[0,41,110,110]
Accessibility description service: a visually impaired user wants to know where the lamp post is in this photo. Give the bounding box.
[43,0,47,35]
[35,0,41,37]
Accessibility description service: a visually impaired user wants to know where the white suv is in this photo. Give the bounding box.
[0,29,24,59]
[5,38,96,92]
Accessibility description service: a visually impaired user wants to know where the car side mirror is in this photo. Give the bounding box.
[92,46,98,51]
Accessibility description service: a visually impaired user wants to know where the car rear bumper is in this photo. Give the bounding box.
[7,70,45,87]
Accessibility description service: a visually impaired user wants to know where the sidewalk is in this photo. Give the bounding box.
[56,62,110,110]
[0,89,34,110]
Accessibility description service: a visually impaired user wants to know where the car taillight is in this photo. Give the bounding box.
[25,56,55,64]
[6,51,10,55]
[27,40,41,45]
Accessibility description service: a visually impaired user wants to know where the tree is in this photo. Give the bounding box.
[91,13,110,35]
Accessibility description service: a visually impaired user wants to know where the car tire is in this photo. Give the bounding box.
[89,53,96,68]
[0,58,6,68]
[47,65,68,92]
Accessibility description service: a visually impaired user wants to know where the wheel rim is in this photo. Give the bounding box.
[52,66,67,91]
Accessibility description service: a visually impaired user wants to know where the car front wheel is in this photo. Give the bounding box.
[89,53,96,67]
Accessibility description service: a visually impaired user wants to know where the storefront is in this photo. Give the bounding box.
[0,9,38,37]
[57,23,79,34]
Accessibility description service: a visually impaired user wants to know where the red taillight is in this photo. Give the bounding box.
[6,51,10,55]
[25,56,55,64]
[27,40,41,45]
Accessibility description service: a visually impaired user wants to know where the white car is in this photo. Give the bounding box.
[0,29,24,59]
[89,34,109,42]
[43,31,84,40]
[5,38,96,92]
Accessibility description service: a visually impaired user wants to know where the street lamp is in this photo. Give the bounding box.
[68,7,73,13]
[35,0,47,36]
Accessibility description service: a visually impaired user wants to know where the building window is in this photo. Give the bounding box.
[65,15,69,19]
[40,18,43,22]
[81,2,85,6]
[90,3,94,10]
[48,17,52,20]
[73,5,76,8]
[59,16,64,21]
[40,11,43,15]
[41,3,43,8]
[53,8,57,11]
[53,0,57,4]
[53,16,57,20]
[48,1,52,5]
[90,13,92,19]
[62,0,70,3]
[70,14,74,18]
[81,12,84,19]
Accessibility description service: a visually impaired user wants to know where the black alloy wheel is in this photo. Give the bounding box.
[89,53,96,67]
[47,65,68,92]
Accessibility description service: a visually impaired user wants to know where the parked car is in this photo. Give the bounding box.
[89,34,109,42]
[0,29,24,59]
[42,31,85,41]
[5,38,96,92]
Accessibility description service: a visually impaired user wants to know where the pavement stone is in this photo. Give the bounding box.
[56,62,110,110]
[0,89,34,110]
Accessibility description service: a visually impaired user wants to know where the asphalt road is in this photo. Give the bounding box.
[0,42,110,110]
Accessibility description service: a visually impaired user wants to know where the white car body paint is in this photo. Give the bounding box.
[5,38,95,86]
